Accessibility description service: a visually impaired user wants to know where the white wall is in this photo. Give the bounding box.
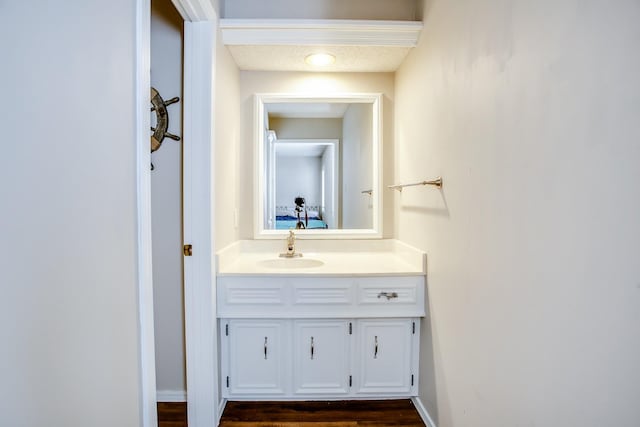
[222,0,419,20]
[270,117,342,140]
[215,18,241,250]
[150,0,186,397]
[342,103,373,229]
[395,1,640,426]
[275,156,322,209]
[0,1,144,426]
[239,71,395,238]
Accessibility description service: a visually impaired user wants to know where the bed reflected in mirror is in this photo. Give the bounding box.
[255,94,383,239]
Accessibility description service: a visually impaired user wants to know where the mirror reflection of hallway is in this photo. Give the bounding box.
[261,99,377,233]
[268,138,338,230]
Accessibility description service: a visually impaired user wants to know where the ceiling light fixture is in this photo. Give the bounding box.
[305,53,336,66]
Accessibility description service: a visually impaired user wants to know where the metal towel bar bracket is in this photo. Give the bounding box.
[388,177,443,192]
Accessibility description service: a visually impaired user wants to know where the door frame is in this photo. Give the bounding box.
[135,0,157,426]
[181,18,220,427]
[136,1,219,426]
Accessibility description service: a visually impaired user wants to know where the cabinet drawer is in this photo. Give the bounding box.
[218,275,425,318]
[357,277,422,305]
[293,278,353,305]
[218,277,287,312]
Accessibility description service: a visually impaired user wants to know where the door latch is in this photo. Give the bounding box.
[183,244,193,256]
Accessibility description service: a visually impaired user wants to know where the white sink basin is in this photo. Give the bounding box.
[258,258,325,269]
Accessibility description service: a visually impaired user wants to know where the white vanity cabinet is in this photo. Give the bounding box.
[293,320,351,395]
[354,319,417,395]
[224,319,288,396]
[218,274,425,400]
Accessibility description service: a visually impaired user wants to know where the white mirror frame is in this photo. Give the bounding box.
[254,92,383,239]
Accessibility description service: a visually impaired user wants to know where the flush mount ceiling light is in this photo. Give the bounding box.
[304,53,336,66]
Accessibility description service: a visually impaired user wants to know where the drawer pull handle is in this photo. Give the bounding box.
[377,291,398,300]
[264,337,268,360]
[374,335,379,358]
[310,336,314,360]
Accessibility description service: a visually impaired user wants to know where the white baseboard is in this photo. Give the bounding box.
[218,398,228,425]
[411,397,437,427]
[157,390,187,402]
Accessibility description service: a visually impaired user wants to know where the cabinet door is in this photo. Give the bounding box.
[355,319,413,394]
[293,320,350,395]
[226,319,288,396]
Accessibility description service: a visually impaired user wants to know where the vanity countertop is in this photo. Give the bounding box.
[216,239,426,277]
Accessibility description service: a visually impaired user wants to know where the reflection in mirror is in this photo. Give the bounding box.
[255,94,382,239]
[267,138,339,230]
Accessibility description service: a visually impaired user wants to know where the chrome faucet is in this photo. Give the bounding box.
[280,230,302,258]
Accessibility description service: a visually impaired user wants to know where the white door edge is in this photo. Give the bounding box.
[135,0,158,426]
[182,15,219,427]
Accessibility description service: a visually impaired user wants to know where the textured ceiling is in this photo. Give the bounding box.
[227,45,412,72]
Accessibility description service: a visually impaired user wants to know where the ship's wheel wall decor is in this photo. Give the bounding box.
[150,87,181,169]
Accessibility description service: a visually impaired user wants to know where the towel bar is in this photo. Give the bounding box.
[388,177,443,192]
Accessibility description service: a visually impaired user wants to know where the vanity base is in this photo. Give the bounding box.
[220,318,420,400]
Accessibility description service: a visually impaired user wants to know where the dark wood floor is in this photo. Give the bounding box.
[158,402,187,427]
[158,400,425,427]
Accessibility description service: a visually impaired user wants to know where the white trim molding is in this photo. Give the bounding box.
[182,20,219,427]
[169,2,220,427]
[218,399,228,425]
[157,390,188,402]
[220,19,423,47]
[171,0,217,22]
[411,397,438,427]
[254,93,384,240]
[135,0,157,426]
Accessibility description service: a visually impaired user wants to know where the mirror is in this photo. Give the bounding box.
[254,93,382,238]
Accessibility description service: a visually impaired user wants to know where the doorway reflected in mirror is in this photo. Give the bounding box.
[255,94,383,239]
